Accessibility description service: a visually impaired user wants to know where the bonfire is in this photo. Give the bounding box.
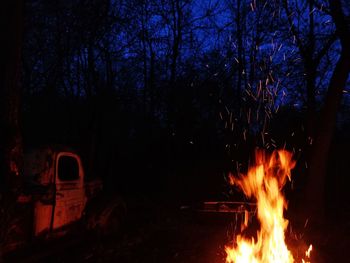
[225,149,312,263]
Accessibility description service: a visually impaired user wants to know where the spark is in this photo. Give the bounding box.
[309,8,316,15]
[278,43,283,51]
[247,108,251,124]
[250,2,255,12]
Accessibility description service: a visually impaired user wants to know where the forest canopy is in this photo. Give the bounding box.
[13,0,350,208]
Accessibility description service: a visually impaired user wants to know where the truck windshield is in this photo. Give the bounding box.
[58,156,79,181]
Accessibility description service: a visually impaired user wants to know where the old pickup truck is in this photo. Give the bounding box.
[3,145,125,253]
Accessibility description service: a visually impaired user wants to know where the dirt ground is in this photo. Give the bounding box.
[5,199,350,263]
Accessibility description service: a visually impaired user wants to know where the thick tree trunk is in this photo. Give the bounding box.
[304,0,350,223]
[0,1,24,190]
[305,48,350,220]
[306,0,315,131]
[0,1,24,258]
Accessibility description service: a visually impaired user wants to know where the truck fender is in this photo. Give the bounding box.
[83,194,126,236]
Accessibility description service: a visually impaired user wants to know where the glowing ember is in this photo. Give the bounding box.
[225,149,312,263]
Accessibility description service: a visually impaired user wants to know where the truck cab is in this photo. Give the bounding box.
[3,145,124,256]
[23,146,101,236]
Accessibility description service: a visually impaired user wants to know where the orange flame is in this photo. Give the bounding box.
[225,149,312,263]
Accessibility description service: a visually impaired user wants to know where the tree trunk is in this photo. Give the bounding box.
[170,0,182,85]
[236,0,243,101]
[0,1,24,190]
[305,48,350,221]
[304,0,350,221]
[0,1,24,258]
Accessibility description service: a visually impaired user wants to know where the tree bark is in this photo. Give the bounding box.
[0,1,24,258]
[304,0,350,222]
[0,1,24,190]
[170,0,182,84]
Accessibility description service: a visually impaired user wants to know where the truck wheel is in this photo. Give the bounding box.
[84,195,126,238]
[101,201,126,237]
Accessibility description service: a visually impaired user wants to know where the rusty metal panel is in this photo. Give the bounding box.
[26,147,89,235]
[53,152,86,230]
[34,202,53,236]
